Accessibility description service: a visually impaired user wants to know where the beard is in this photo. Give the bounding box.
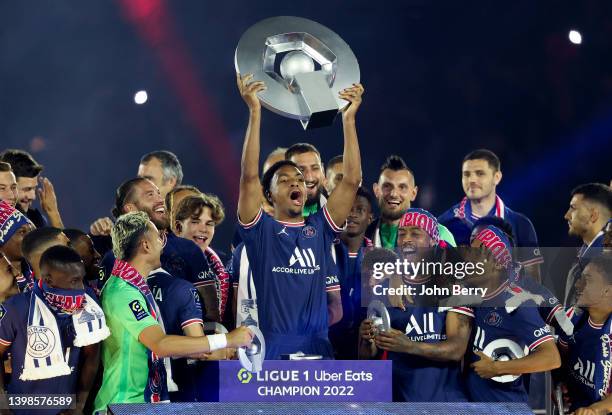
[142,206,170,230]
[306,185,321,205]
[379,199,408,221]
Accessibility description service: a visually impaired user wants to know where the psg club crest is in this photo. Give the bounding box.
[302,226,317,238]
[26,326,56,359]
[485,310,502,327]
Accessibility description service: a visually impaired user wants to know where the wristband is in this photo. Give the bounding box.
[207,333,228,351]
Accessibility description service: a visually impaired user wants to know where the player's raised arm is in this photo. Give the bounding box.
[326,84,364,226]
[237,73,267,224]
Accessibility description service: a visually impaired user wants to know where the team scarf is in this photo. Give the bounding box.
[399,208,440,245]
[22,279,109,380]
[455,195,506,226]
[112,259,169,403]
[204,247,229,318]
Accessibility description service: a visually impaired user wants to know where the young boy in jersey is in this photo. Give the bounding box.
[464,225,560,402]
[359,208,474,401]
[94,212,252,412]
[235,73,363,359]
[173,194,230,323]
[0,245,109,414]
[557,255,612,414]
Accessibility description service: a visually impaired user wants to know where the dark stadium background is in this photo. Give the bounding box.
[1,0,610,253]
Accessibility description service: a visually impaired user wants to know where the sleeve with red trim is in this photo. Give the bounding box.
[513,306,555,351]
[449,306,475,318]
[178,284,204,331]
[325,258,341,293]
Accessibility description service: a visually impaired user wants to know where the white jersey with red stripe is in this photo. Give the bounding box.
[466,282,555,402]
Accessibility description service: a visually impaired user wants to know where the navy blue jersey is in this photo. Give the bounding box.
[101,231,214,288]
[146,269,203,401]
[147,269,203,335]
[466,282,555,402]
[516,276,570,335]
[0,292,96,414]
[438,197,543,267]
[387,306,473,401]
[238,207,342,359]
[17,259,34,293]
[328,239,371,359]
[558,307,612,411]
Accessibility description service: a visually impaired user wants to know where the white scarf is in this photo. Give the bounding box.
[21,293,109,381]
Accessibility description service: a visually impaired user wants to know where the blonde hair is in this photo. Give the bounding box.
[111,211,150,260]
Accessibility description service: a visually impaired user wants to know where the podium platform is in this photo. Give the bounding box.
[108,402,534,415]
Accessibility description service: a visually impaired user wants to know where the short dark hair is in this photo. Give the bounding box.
[380,154,413,173]
[0,162,12,173]
[585,254,612,284]
[0,149,43,178]
[261,160,301,203]
[356,186,376,211]
[140,150,183,185]
[571,183,612,213]
[22,227,64,260]
[112,177,148,219]
[285,143,321,162]
[63,228,88,242]
[463,149,501,172]
[40,245,83,272]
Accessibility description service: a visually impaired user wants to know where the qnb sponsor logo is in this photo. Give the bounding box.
[326,275,340,286]
[272,248,320,275]
[533,326,551,337]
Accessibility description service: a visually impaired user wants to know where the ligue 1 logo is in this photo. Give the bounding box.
[237,368,253,384]
[26,326,56,359]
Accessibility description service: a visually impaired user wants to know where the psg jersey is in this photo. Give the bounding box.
[467,282,555,403]
[238,207,342,359]
[559,307,612,412]
[388,306,473,401]
[146,269,204,401]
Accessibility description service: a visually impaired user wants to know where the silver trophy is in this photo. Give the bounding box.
[235,16,360,129]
